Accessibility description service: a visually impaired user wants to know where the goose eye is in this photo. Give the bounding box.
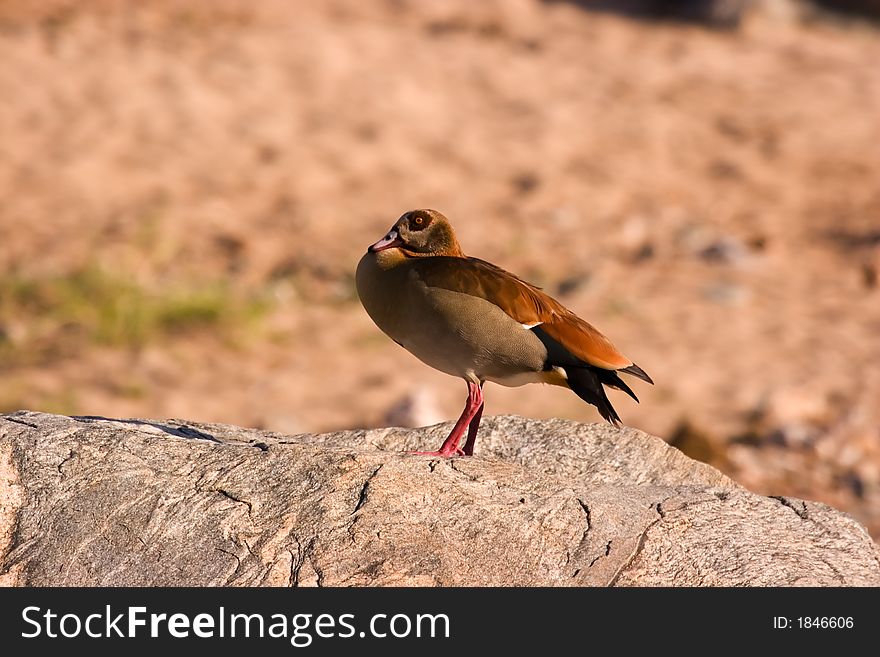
[414,216,424,226]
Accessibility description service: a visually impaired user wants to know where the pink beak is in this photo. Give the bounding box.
[368,229,403,252]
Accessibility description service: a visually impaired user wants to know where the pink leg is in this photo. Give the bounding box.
[462,400,484,456]
[410,381,483,457]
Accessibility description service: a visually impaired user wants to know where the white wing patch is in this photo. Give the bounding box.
[521,321,543,330]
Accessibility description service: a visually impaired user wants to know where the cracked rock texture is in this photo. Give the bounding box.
[2,411,879,586]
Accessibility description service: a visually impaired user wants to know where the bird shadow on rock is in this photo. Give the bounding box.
[70,415,220,443]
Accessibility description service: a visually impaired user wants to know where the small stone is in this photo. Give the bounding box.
[382,388,445,428]
[703,281,750,304]
[699,237,751,265]
[862,262,877,290]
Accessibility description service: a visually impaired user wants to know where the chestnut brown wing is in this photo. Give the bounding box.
[411,256,634,371]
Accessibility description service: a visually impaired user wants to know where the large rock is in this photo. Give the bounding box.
[1,411,878,586]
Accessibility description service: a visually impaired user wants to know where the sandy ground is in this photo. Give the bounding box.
[1,0,879,536]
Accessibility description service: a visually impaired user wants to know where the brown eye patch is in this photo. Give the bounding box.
[408,211,433,231]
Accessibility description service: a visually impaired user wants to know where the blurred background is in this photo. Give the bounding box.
[1,0,878,535]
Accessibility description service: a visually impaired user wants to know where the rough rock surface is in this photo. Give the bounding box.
[1,411,878,586]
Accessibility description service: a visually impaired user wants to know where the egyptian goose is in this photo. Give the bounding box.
[356,209,653,457]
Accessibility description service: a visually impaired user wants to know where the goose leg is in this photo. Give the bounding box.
[410,380,483,457]
[462,395,484,456]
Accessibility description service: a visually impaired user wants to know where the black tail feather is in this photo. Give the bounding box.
[619,363,653,385]
[564,366,622,427]
[596,368,639,403]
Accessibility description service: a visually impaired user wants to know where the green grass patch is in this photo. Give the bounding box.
[0,266,271,367]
